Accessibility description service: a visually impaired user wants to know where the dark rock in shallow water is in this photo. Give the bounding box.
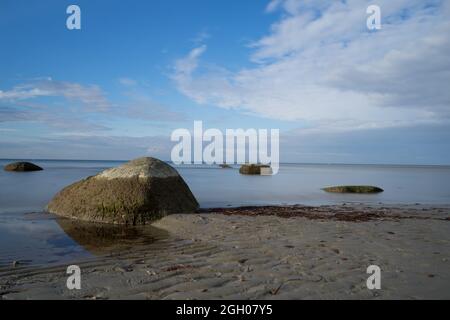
[219,164,232,169]
[322,185,384,194]
[239,164,272,175]
[47,157,199,225]
[4,162,43,172]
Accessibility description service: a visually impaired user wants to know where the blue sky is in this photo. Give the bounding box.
[1,0,450,164]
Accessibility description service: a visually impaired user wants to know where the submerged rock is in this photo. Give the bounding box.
[322,185,384,194]
[47,157,199,225]
[239,164,272,175]
[4,162,43,172]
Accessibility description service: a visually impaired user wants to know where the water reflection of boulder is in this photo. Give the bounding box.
[56,218,169,255]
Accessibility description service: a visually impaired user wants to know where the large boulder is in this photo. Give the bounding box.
[47,157,199,225]
[4,161,43,172]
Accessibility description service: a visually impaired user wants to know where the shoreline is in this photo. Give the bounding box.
[1,204,449,300]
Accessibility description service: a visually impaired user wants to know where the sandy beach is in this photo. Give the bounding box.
[1,204,449,300]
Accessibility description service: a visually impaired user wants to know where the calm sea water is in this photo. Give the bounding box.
[1,159,450,267]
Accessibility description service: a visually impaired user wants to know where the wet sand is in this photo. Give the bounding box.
[1,204,449,300]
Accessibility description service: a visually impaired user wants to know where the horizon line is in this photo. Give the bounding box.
[1,158,450,167]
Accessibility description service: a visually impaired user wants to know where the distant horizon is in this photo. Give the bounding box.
[2,158,450,168]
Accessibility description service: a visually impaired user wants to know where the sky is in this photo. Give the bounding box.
[0,0,449,164]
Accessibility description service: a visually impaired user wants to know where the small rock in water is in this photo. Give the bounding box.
[4,162,43,172]
[239,164,272,175]
[322,185,384,194]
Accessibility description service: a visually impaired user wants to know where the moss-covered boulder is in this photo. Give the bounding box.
[47,157,199,225]
[4,161,43,172]
[239,164,272,175]
[322,185,384,194]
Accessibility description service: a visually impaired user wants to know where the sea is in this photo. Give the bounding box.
[1,159,450,267]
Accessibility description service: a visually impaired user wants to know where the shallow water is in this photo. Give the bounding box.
[1,159,450,267]
[0,211,168,268]
[0,212,91,268]
[182,163,450,207]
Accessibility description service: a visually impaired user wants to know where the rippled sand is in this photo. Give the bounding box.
[1,205,449,300]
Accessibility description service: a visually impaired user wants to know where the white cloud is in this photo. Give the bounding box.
[0,78,110,110]
[0,77,186,135]
[173,45,207,77]
[265,0,282,13]
[191,30,211,44]
[118,77,138,87]
[0,105,111,132]
[172,0,450,132]
[0,134,173,160]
